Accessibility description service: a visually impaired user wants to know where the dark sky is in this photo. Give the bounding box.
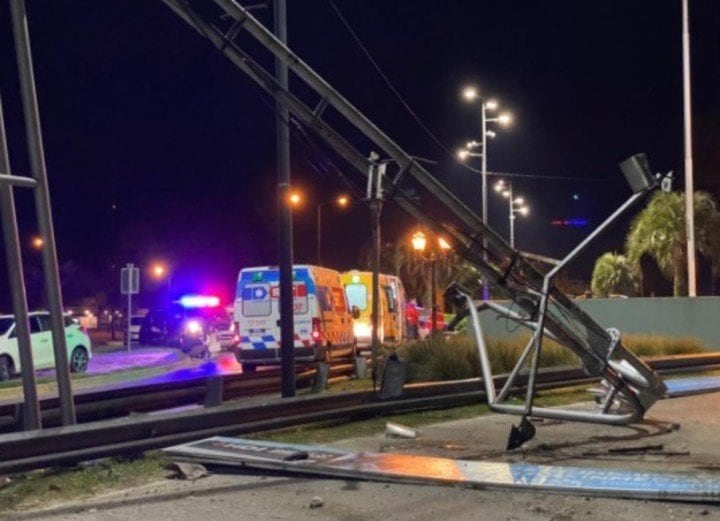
[0,1,717,306]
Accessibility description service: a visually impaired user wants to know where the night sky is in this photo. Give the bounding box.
[0,1,717,307]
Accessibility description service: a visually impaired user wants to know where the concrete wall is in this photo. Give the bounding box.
[479,297,720,349]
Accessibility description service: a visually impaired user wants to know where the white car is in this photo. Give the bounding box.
[129,315,144,344]
[0,311,92,381]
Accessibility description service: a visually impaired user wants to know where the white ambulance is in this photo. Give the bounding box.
[234,265,356,371]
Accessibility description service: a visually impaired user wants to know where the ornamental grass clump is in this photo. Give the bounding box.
[395,332,706,383]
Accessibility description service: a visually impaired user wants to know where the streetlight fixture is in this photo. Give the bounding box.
[457,87,514,226]
[316,194,350,265]
[494,179,529,249]
[288,190,302,207]
[457,85,514,299]
[30,235,43,250]
[411,230,452,336]
[150,262,172,298]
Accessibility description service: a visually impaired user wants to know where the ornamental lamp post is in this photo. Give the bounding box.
[411,230,452,336]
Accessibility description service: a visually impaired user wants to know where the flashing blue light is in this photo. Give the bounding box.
[179,295,221,308]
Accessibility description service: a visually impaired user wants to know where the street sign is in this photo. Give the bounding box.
[120,265,139,295]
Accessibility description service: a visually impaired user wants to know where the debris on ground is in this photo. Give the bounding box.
[309,496,324,509]
[385,422,419,439]
[165,462,209,481]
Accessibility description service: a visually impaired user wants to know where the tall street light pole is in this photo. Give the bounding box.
[682,0,696,297]
[274,0,295,397]
[495,179,529,249]
[458,87,512,300]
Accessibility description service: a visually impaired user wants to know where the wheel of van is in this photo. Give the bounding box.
[69,347,89,373]
[0,357,12,382]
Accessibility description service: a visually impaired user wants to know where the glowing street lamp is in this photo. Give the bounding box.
[150,262,172,297]
[494,179,529,249]
[457,86,514,299]
[31,236,43,250]
[288,190,302,208]
[411,230,452,335]
[458,86,515,223]
[317,194,350,265]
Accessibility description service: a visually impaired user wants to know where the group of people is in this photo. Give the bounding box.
[405,299,444,339]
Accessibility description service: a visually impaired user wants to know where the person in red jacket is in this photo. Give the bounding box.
[406,299,419,339]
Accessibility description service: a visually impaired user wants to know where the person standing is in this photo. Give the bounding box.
[406,299,419,339]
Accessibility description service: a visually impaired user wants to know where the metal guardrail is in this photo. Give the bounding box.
[0,353,718,474]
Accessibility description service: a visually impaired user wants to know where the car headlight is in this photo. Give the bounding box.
[185,320,202,334]
[353,322,371,338]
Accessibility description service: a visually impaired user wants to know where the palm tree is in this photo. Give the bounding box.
[626,190,720,296]
[591,252,637,297]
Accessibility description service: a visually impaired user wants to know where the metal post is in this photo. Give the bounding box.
[430,258,437,336]
[480,101,490,300]
[0,96,40,431]
[370,198,381,388]
[508,182,515,249]
[126,264,133,353]
[274,0,295,397]
[682,0,696,297]
[10,0,75,425]
[316,203,322,265]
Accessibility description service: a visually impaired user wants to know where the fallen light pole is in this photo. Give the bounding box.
[163,0,667,448]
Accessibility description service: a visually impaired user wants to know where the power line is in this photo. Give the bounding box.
[327,0,455,159]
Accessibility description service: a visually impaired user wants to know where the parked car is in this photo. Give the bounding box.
[0,311,92,381]
[139,296,236,355]
[128,315,144,344]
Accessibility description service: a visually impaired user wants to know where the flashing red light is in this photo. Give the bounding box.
[311,317,323,341]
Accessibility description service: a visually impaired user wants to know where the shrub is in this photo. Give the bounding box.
[394,332,706,383]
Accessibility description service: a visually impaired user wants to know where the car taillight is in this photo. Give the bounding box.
[312,317,323,341]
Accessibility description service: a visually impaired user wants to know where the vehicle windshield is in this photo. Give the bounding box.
[0,317,13,335]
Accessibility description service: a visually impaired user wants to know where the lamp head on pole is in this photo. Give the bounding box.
[462,86,478,102]
[411,231,427,252]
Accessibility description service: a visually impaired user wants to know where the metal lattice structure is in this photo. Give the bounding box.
[163,0,667,447]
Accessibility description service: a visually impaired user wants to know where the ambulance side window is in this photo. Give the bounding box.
[384,286,396,312]
[241,284,271,317]
[316,286,333,312]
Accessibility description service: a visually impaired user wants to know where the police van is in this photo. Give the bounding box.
[234,265,356,371]
[340,270,406,349]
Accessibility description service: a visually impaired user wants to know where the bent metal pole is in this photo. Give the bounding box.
[10,0,76,425]
[0,96,41,430]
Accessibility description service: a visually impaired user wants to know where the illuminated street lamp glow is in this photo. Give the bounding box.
[485,99,498,111]
[438,237,452,250]
[31,236,43,249]
[457,149,470,161]
[288,191,302,207]
[152,264,166,278]
[498,113,513,126]
[411,230,427,252]
[462,86,478,101]
[518,206,530,216]
[337,195,349,207]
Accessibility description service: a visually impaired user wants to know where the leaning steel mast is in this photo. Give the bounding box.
[163,0,667,446]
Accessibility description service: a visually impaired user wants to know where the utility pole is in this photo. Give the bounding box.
[367,153,384,391]
[275,0,295,396]
[682,0,696,297]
